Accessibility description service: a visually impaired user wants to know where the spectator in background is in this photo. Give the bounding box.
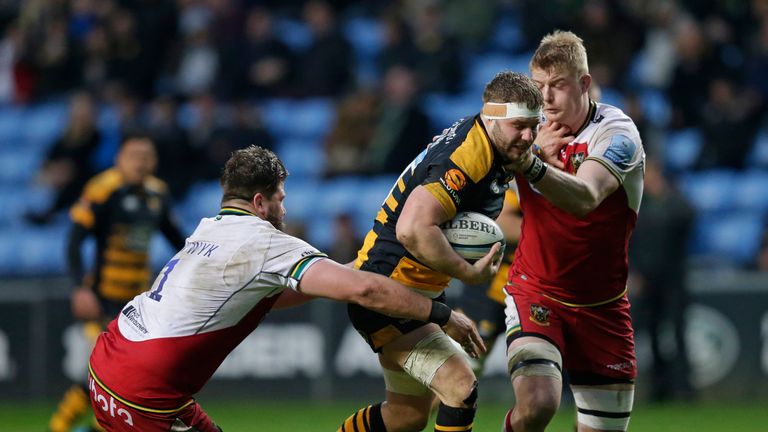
[324,88,379,177]
[366,64,431,174]
[239,6,294,99]
[667,18,719,129]
[629,158,695,402]
[48,134,185,432]
[378,12,418,74]
[107,9,147,98]
[297,0,353,97]
[27,91,101,225]
[328,212,363,264]
[407,1,463,93]
[696,76,762,170]
[175,7,220,98]
[33,15,81,98]
[146,94,197,199]
[207,101,275,179]
[574,0,644,90]
[80,23,111,93]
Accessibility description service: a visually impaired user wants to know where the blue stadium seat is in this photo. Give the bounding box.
[355,175,397,220]
[0,224,69,275]
[464,53,531,93]
[284,177,320,221]
[343,17,383,61]
[149,234,180,271]
[316,177,364,217]
[689,212,765,266]
[0,107,24,149]
[0,148,44,184]
[0,184,54,224]
[677,170,737,213]
[598,87,625,111]
[490,16,524,52]
[261,98,335,140]
[639,88,671,127]
[274,19,313,52]
[423,92,479,131]
[305,215,334,251]
[276,138,325,179]
[179,180,223,229]
[732,170,768,213]
[22,102,68,146]
[665,128,703,172]
[746,128,768,168]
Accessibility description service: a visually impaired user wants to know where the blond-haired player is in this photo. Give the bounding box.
[502,31,645,432]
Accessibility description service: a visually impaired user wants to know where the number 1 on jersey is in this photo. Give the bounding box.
[149,258,180,301]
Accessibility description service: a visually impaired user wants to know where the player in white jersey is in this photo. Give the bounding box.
[87,145,486,432]
[500,31,645,432]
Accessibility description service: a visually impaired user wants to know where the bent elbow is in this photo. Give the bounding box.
[396,227,416,250]
[350,277,380,308]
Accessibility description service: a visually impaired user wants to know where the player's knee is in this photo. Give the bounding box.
[446,376,478,408]
[434,363,477,408]
[515,390,559,430]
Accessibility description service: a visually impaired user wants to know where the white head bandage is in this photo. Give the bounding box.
[482,102,541,120]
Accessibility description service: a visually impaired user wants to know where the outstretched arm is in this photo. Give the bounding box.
[297,259,487,356]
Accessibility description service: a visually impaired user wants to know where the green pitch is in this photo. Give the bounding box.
[4,400,767,431]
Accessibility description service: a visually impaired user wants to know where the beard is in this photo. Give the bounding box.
[267,214,285,232]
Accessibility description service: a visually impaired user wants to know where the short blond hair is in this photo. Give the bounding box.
[530,30,589,77]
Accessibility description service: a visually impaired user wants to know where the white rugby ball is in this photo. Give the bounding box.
[441,212,505,261]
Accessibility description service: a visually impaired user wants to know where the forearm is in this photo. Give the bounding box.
[67,224,88,286]
[531,165,601,218]
[399,224,474,280]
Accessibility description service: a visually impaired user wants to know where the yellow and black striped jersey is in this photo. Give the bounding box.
[69,168,184,309]
[355,115,514,296]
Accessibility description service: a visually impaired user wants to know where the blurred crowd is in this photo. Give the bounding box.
[1,0,768,268]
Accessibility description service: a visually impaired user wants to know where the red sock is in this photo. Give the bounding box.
[503,409,514,432]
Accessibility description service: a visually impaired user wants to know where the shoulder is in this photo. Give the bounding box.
[82,168,124,203]
[144,175,169,195]
[594,103,640,136]
[446,117,495,183]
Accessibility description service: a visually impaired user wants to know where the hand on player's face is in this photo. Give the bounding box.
[443,310,486,358]
[535,120,572,169]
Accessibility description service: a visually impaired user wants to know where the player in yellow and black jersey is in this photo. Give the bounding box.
[48,135,185,432]
[339,72,542,432]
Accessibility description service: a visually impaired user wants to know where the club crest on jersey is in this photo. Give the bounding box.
[570,152,586,171]
[529,304,551,326]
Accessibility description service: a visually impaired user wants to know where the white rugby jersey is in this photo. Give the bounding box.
[89,208,327,409]
[513,101,645,305]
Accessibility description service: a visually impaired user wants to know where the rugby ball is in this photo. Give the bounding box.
[441,212,505,262]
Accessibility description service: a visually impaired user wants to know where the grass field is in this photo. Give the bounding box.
[5,399,767,431]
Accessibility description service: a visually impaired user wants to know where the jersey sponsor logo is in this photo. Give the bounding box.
[89,376,135,427]
[603,134,636,171]
[121,305,148,334]
[529,304,551,326]
[606,361,634,372]
[444,169,467,191]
